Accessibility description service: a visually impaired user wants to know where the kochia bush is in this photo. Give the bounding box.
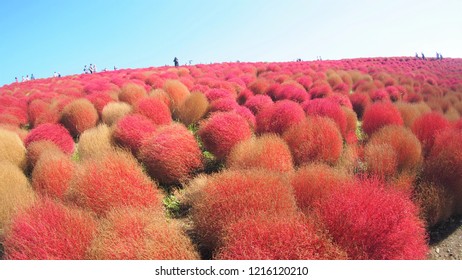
[25,123,75,155]
[139,123,203,185]
[198,112,252,161]
[315,178,428,260]
[3,198,96,260]
[362,102,403,136]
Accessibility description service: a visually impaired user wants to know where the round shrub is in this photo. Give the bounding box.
[3,198,96,260]
[0,161,36,235]
[283,116,343,166]
[244,94,273,115]
[88,207,199,260]
[119,83,148,105]
[190,169,298,250]
[101,102,132,126]
[302,98,348,137]
[315,178,429,260]
[134,97,172,125]
[25,123,75,155]
[256,100,305,135]
[60,98,99,137]
[77,124,114,160]
[112,114,158,154]
[412,112,450,156]
[198,112,252,161]
[32,151,75,199]
[424,129,462,214]
[413,181,453,228]
[364,143,398,179]
[69,150,164,216]
[395,102,422,128]
[26,140,63,170]
[368,125,422,174]
[0,128,27,170]
[226,134,293,173]
[176,91,209,126]
[290,163,351,213]
[362,102,403,136]
[139,123,203,185]
[163,79,190,111]
[215,214,347,260]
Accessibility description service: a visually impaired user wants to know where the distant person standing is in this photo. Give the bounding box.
[15,77,18,83]
[84,65,88,74]
[421,52,426,60]
[53,71,58,77]
[89,64,93,74]
[114,66,118,71]
[31,74,35,80]
[173,57,179,67]
[415,52,419,59]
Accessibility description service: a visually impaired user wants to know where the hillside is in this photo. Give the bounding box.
[1,57,462,260]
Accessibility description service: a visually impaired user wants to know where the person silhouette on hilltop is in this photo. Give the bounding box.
[173,57,179,67]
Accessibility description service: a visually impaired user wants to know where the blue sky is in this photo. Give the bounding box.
[1,0,461,86]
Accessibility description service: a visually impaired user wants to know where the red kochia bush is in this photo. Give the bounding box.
[25,123,75,155]
[362,102,403,136]
[133,97,172,125]
[256,100,305,135]
[315,178,428,260]
[60,98,99,137]
[69,150,164,216]
[139,123,203,185]
[412,112,450,156]
[190,169,298,250]
[291,163,351,212]
[3,198,96,260]
[283,116,343,166]
[88,207,199,260]
[198,112,252,160]
[215,214,347,260]
[227,134,293,173]
[112,114,158,154]
[31,151,75,200]
[302,98,348,137]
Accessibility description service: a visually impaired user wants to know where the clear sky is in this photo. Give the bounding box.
[1,0,461,86]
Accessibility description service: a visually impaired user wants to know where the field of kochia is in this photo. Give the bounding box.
[0,57,461,260]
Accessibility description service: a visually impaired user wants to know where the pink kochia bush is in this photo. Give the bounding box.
[283,116,343,166]
[139,123,203,185]
[256,100,305,135]
[315,178,429,260]
[362,102,403,136]
[24,123,75,155]
[69,150,164,216]
[112,114,158,154]
[198,112,252,160]
[215,214,347,260]
[3,198,97,260]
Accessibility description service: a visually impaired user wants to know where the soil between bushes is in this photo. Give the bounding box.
[429,215,462,260]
